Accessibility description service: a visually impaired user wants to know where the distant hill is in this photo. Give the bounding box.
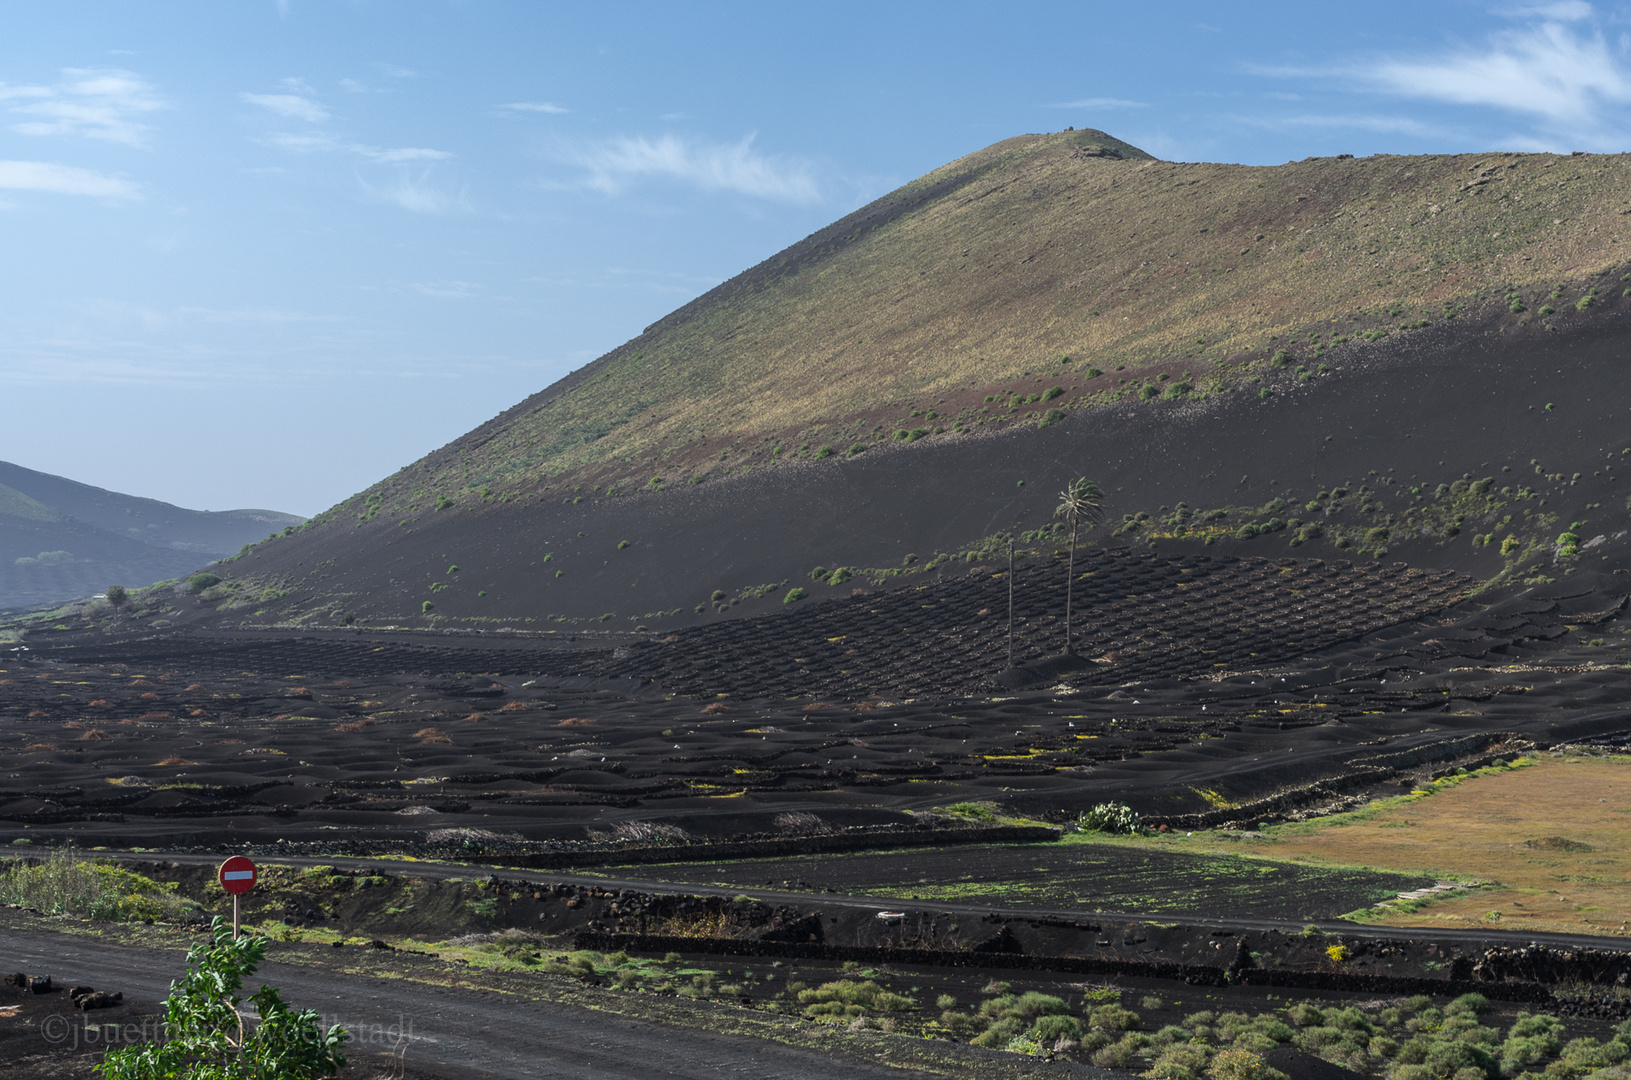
[145,130,1631,630]
[0,461,303,612]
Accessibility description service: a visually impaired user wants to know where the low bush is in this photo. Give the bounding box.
[782,587,808,604]
[1074,802,1141,834]
[186,573,222,593]
[0,849,199,922]
[798,979,913,1020]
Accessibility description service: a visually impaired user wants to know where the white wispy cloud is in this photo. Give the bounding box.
[409,281,482,297]
[503,101,569,114]
[358,146,452,163]
[1366,20,1631,127]
[241,89,328,122]
[1232,113,1452,138]
[1502,1,1592,20]
[260,132,336,152]
[259,131,452,165]
[562,133,819,203]
[0,160,139,199]
[1254,5,1631,148]
[359,171,468,214]
[0,68,162,146]
[1050,97,1147,109]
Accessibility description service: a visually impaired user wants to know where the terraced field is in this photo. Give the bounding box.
[600,550,1471,699]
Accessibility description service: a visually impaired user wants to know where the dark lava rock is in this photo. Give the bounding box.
[972,925,1024,954]
[1263,1047,1367,1079]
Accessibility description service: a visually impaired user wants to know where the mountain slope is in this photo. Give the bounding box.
[119,129,1631,630]
[347,129,1631,517]
[0,462,304,612]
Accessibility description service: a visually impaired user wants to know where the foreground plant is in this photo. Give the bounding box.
[97,917,347,1080]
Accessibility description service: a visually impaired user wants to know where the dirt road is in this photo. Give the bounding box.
[0,926,1107,1080]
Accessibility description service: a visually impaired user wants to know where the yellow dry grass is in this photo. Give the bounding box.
[333,127,1631,512]
[1178,754,1631,937]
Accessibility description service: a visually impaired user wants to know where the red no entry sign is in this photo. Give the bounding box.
[218,856,257,895]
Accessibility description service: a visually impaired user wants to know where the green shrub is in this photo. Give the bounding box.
[617,540,630,550]
[782,587,808,605]
[96,919,347,1079]
[1271,349,1292,367]
[847,442,868,456]
[1209,1047,1288,1080]
[1091,1032,1150,1068]
[798,978,913,1020]
[1041,385,1064,401]
[1038,408,1066,427]
[826,567,852,586]
[710,589,726,601]
[1540,304,1556,316]
[1029,1013,1082,1044]
[1233,524,1260,540]
[1446,993,1490,1016]
[434,495,454,511]
[1075,802,1141,833]
[1509,296,1526,313]
[187,573,222,593]
[1285,1003,1325,1027]
[1089,1004,1142,1032]
[1144,1041,1211,1079]
[1577,291,1595,311]
[0,849,195,922]
[971,1017,1025,1047]
[816,445,835,459]
[1140,383,1160,400]
[421,601,434,613]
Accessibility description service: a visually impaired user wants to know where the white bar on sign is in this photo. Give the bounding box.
[223,871,254,880]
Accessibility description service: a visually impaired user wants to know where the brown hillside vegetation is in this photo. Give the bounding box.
[356,128,1631,509]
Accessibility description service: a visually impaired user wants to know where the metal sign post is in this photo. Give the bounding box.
[218,856,257,939]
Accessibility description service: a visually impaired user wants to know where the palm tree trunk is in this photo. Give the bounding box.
[1064,519,1078,654]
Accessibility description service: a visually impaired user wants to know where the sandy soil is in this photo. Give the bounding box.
[1125,754,1631,937]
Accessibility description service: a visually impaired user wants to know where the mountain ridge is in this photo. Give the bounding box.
[0,460,304,612]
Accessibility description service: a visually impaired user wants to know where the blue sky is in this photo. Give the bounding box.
[4,0,1631,515]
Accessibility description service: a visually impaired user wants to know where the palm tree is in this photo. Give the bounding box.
[1053,477,1103,655]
